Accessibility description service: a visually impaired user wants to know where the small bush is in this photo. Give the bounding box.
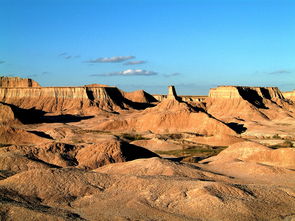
[120,133,147,141]
[272,134,281,139]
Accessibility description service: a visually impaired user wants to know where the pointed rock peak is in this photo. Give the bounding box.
[167,85,179,100]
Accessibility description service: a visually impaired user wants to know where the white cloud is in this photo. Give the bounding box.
[90,69,158,77]
[267,70,291,75]
[163,72,181,77]
[86,56,135,63]
[124,60,146,65]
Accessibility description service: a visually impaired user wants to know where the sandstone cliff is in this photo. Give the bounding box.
[0,77,157,115]
[0,86,127,114]
[205,86,295,121]
[0,76,40,87]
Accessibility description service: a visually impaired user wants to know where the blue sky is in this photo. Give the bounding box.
[1,0,294,95]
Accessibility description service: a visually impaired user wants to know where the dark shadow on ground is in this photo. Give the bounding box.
[226,122,247,134]
[27,131,54,139]
[1,102,94,124]
[121,142,160,161]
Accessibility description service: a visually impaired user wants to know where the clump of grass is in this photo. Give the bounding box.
[0,143,11,148]
[272,134,281,139]
[158,133,183,140]
[120,133,148,141]
[270,140,294,149]
[155,145,227,159]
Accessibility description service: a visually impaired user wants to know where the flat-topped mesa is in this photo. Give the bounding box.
[0,76,158,114]
[167,85,179,100]
[209,86,285,100]
[0,76,41,87]
[206,85,295,122]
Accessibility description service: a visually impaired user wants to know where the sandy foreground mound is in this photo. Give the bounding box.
[0,158,295,221]
[202,141,295,169]
[0,126,51,145]
[95,98,236,135]
[0,138,159,174]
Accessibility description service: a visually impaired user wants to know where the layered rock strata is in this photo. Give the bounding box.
[0,76,40,87]
[205,86,295,121]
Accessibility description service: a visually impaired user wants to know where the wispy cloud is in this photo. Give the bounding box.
[27,74,38,78]
[0,60,5,64]
[163,72,181,77]
[124,60,146,65]
[58,52,67,56]
[59,52,80,59]
[86,56,135,63]
[267,70,292,75]
[90,69,158,77]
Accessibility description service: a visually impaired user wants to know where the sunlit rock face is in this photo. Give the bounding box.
[0,76,41,88]
[208,86,284,100]
[205,86,295,122]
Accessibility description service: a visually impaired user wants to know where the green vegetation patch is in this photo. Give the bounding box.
[155,145,227,159]
[270,140,294,149]
[120,133,149,141]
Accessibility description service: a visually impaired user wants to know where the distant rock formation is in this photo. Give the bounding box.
[167,85,178,100]
[205,86,295,121]
[0,77,157,114]
[0,76,40,87]
[283,89,295,101]
[123,89,158,103]
[95,97,236,136]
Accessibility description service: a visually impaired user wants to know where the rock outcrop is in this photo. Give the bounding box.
[0,77,158,115]
[202,141,295,169]
[0,103,16,124]
[283,89,295,101]
[95,95,236,135]
[123,89,157,103]
[0,76,40,87]
[205,86,295,121]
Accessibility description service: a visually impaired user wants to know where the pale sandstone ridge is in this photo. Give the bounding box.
[206,85,295,121]
[283,89,295,101]
[208,85,284,99]
[0,76,40,87]
[0,77,156,114]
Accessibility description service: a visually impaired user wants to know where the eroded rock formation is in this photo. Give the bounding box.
[0,77,156,114]
[205,86,295,121]
[0,76,40,87]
